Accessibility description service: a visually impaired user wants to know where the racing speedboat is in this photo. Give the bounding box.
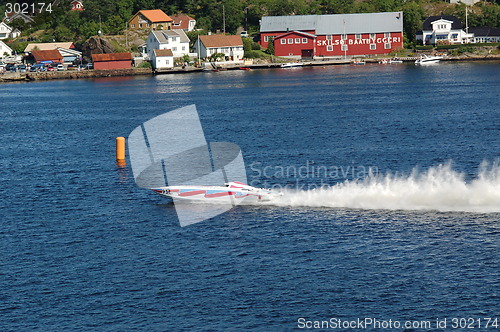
[151,181,279,203]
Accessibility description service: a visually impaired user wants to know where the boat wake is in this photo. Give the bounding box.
[268,160,500,213]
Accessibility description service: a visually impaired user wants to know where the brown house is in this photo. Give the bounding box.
[91,53,132,70]
[171,14,196,31]
[128,10,173,30]
[31,50,64,64]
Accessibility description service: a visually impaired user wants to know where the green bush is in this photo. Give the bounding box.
[244,50,262,58]
[138,61,152,68]
[457,45,475,54]
[251,41,261,50]
[415,45,434,50]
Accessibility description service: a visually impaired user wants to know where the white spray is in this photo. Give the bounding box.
[270,160,500,213]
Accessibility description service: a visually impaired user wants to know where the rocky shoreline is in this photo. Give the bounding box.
[1,55,499,83]
[0,68,153,82]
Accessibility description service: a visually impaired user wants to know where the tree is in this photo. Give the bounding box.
[403,1,425,45]
[267,0,309,16]
[266,37,274,55]
[243,37,252,53]
[55,26,76,41]
[321,0,355,14]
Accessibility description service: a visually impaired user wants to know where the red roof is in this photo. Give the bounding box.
[136,10,172,23]
[171,14,195,30]
[91,53,132,62]
[31,50,63,62]
[200,35,243,48]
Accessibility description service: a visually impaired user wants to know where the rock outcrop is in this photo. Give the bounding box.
[81,37,116,61]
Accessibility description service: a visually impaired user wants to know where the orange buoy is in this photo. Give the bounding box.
[116,137,126,161]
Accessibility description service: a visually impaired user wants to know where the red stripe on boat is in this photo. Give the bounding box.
[178,190,206,197]
[204,191,234,198]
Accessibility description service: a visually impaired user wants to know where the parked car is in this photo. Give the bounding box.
[240,31,249,37]
[31,64,46,72]
[57,64,64,71]
[6,64,16,72]
[47,65,55,71]
[77,64,86,70]
[17,65,27,73]
[85,63,93,70]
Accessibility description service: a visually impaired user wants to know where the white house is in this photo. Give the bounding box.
[416,15,473,45]
[0,40,13,58]
[0,22,20,39]
[152,49,174,69]
[194,35,244,60]
[146,29,190,59]
[468,27,500,44]
[4,11,35,24]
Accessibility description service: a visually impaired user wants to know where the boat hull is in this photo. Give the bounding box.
[415,55,442,65]
[281,63,303,68]
[152,185,276,204]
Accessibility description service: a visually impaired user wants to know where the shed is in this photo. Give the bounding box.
[152,49,174,69]
[91,53,132,70]
[31,50,64,64]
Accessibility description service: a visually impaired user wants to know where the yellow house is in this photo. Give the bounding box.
[128,9,173,30]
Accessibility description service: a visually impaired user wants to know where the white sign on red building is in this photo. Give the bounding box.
[260,12,404,58]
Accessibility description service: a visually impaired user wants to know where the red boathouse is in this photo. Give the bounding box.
[260,12,404,58]
[91,53,132,70]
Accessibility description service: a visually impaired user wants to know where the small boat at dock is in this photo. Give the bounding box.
[280,62,303,68]
[415,55,442,65]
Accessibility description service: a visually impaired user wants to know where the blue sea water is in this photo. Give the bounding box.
[1,62,499,330]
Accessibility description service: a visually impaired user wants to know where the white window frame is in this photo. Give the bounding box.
[327,45,333,52]
[341,34,347,40]
[384,43,391,49]
[264,36,269,42]
[302,38,307,44]
[370,44,376,50]
[384,32,391,38]
[295,38,300,44]
[341,44,348,51]
[281,39,286,44]
[326,35,332,40]
[370,33,376,39]
[288,38,293,44]
[355,34,362,40]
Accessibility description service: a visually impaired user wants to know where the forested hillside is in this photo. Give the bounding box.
[1,0,499,50]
